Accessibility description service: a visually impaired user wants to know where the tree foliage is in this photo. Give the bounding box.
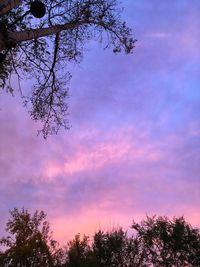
[131,215,200,266]
[0,0,136,138]
[0,208,65,266]
[91,228,143,266]
[1,209,199,266]
[67,234,94,267]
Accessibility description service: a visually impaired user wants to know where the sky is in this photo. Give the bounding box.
[0,0,200,245]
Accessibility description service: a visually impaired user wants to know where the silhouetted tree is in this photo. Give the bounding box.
[92,228,144,267]
[131,216,200,266]
[1,209,199,266]
[66,217,200,266]
[66,229,146,267]
[67,234,94,267]
[0,208,65,267]
[0,0,136,137]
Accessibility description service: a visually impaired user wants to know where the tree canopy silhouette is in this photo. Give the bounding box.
[0,208,65,266]
[0,0,136,138]
[1,209,199,266]
[131,215,200,266]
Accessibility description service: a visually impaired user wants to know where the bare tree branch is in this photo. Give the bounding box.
[0,0,22,16]
[0,0,136,138]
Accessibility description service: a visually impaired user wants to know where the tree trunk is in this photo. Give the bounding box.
[0,20,89,51]
[0,0,22,16]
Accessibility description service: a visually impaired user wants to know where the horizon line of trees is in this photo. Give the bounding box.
[0,208,200,266]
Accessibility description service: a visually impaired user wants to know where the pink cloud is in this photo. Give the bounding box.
[42,126,163,180]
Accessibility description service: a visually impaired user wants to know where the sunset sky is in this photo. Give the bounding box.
[0,0,200,245]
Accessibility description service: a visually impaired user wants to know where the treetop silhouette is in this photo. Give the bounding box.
[0,208,200,266]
